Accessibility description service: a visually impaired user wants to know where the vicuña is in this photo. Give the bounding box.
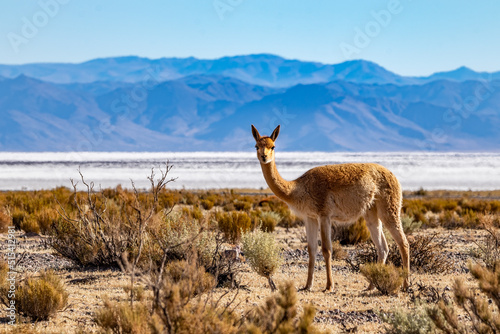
[251,124,410,292]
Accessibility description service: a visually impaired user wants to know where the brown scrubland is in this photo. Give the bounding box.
[0,169,499,333]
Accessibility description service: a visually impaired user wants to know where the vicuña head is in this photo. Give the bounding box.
[251,124,410,293]
[252,124,279,164]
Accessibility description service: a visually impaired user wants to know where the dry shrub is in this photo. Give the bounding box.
[20,215,40,234]
[201,199,214,210]
[165,259,215,297]
[409,281,450,305]
[243,281,323,334]
[182,205,203,220]
[234,200,252,211]
[403,197,500,229]
[470,214,500,270]
[150,258,237,334]
[34,207,60,234]
[0,325,44,334]
[14,271,69,321]
[94,252,322,334]
[216,211,253,243]
[241,228,283,291]
[144,213,215,270]
[158,190,182,208]
[391,234,452,274]
[258,211,282,232]
[50,167,174,267]
[0,207,12,232]
[95,300,152,334]
[182,192,199,205]
[259,197,302,228]
[427,262,500,333]
[360,263,405,296]
[331,240,347,261]
[349,233,453,274]
[333,217,370,245]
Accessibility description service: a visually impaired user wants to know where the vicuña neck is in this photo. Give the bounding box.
[260,160,295,202]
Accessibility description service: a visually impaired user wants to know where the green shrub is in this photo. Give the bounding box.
[14,271,69,321]
[145,213,207,265]
[380,303,435,334]
[360,263,405,296]
[216,211,252,243]
[242,228,283,291]
[401,214,422,235]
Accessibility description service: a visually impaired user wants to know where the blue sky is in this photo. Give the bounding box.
[1,0,499,76]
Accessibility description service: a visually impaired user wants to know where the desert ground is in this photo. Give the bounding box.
[0,187,496,334]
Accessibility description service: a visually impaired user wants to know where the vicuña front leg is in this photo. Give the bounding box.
[300,218,318,291]
[320,216,333,292]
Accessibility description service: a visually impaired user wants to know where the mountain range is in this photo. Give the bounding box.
[0,54,499,152]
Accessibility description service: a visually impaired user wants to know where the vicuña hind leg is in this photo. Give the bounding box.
[364,206,389,264]
[320,216,333,292]
[364,206,389,290]
[378,208,410,289]
[300,217,318,291]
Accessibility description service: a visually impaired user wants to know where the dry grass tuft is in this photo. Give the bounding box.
[15,271,68,321]
[216,211,253,243]
[95,300,152,334]
[360,263,406,296]
[331,240,347,261]
[0,207,12,233]
[333,217,371,245]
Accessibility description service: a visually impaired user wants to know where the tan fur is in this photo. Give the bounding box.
[251,124,410,292]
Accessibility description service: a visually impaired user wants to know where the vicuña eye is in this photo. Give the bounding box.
[255,146,258,150]
[271,146,275,150]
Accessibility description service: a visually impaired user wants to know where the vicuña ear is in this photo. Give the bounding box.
[270,125,280,141]
[251,124,261,141]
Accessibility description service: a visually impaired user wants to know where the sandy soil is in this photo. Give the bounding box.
[0,226,488,333]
